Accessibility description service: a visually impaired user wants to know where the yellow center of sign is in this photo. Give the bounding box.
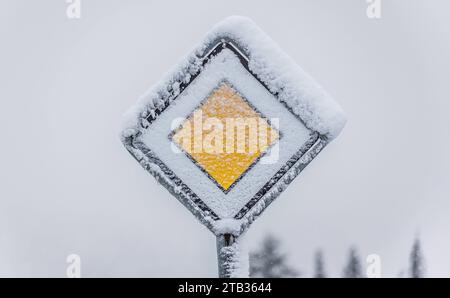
[172,83,279,192]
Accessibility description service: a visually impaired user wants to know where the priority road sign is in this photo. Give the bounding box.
[121,16,346,277]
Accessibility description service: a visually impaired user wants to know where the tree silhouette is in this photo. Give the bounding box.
[343,246,363,278]
[409,237,425,278]
[313,250,326,278]
[249,235,299,278]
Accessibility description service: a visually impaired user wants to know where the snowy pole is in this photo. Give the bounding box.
[217,234,235,278]
[216,233,249,278]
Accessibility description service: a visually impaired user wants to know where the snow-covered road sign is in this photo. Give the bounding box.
[121,17,346,238]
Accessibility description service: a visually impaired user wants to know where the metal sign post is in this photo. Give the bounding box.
[217,234,236,278]
[121,16,346,277]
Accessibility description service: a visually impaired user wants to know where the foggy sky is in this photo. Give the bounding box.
[1,0,449,277]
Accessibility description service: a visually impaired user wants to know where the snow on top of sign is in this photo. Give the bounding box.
[121,16,346,141]
[202,16,346,139]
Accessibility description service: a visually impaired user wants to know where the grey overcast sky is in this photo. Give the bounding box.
[1,0,449,277]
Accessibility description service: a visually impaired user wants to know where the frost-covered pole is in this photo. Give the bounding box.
[216,234,249,278]
[217,234,236,278]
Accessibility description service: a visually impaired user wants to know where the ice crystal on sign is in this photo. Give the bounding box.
[171,82,279,192]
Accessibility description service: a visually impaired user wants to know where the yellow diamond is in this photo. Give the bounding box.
[172,83,279,192]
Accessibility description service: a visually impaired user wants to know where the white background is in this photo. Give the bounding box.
[1,0,449,277]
